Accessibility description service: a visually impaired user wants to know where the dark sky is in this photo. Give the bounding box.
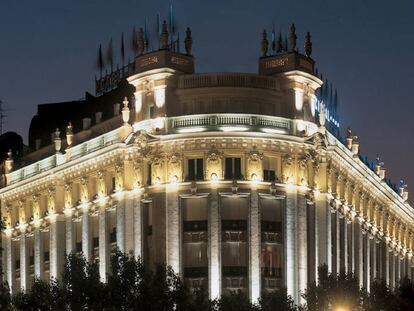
[1,0,414,195]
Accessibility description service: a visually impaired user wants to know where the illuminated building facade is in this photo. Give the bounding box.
[1,24,414,304]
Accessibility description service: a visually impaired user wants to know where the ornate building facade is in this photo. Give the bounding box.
[1,24,413,304]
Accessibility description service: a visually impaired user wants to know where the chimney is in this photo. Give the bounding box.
[113,103,121,116]
[82,118,91,130]
[95,112,102,124]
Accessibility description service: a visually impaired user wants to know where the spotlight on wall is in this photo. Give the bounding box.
[210,173,218,184]
[170,175,179,185]
[251,173,260,185]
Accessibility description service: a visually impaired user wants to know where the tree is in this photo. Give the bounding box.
[260,288,297,311]
[218,291,260,311]
[303,264,362,311]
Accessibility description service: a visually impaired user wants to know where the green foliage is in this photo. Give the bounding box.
[219,291,260,311]
[2,256,413,311]
[260,288,296,311]
[302,264,362,311]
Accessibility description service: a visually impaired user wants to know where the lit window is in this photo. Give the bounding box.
[263,157,278,182]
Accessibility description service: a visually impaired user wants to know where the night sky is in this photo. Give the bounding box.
[1,0,413,197]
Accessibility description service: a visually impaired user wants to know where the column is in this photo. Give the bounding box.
[370,237,377,283]
[401,257,406,279]
[125,191,135,254]
[364,233,371,291]
[382,242,389,285]
[396,256,401,283]
[355,223,363,288]
[390,252,395,289]
[307,199,317,283]
[316,193,331,273]
[50,218,65,280]
[6,236,15,294]
[348,221,354,274]
[98,206,109,282]
[116,200,125,253]
[297,193,308,304]
[82,211,91,261]
[209,188,220,300]
[20,232,29,291]
[285,188,297,302]
[335,212,341,274]
[340,216,348,273]
[65,215,75,255]
[166,188,180,274]
[134,193,143,259]
[249,190,260,304]
[34,228,44,280]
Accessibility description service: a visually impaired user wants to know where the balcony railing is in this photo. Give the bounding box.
[7,129,120,186]
[169,113,292,134]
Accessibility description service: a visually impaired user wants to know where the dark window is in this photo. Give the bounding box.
[263,170,276,182]
[111,177,116,193]
[110,228,117,243]
[147,163,152,185]
[44,251,50,262]
[149,104,155,119]
[187,158,204,181]
[225,157,242,180]
[183,220,208,232]
[76,242,82,253]
[93,237,99,248]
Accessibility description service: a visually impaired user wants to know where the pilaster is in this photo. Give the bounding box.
[209,188,220,300]
[249,189,260,304]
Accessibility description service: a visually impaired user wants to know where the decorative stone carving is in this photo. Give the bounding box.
[167,153,182,183]
[133,160,143,189]
[305,32,312,57]
[261,30,268,57]
[246,148,263,181]
[184,27,192,55]
[137,28,145,55]
[289,24,297,52]
[281,155,293,184]
[64,183,73,210]
[47,187,56,215]
[18,200,26,226]
[114,163,124,191]
[205,147,223,181]
[80,177,89,203]
[160,20,169,50]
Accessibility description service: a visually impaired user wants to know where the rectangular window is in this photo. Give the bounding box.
[147,163,152,185]
[187,158,204,181]
[261,198,284,290]
[111,177,116,193]
[263,157,277,182]
[225,157,242,180]
[148,104,155,119]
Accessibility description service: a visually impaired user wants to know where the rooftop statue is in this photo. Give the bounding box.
[184,27,193,56]
[261,30,268,57]
[289,23,297,52]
